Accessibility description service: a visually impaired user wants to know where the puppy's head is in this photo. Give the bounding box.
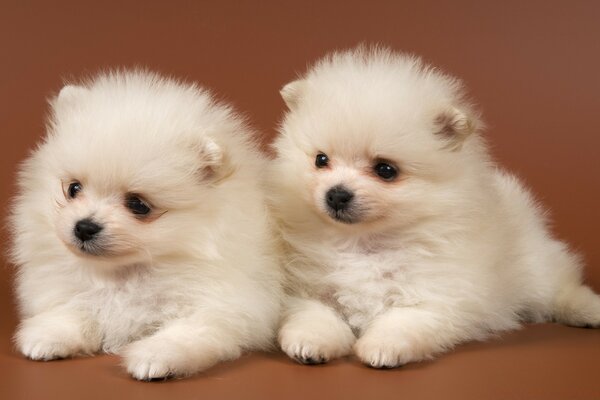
[21,71,238,266]
[273,47,484,232]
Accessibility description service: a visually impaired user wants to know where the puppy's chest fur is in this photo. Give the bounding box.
[74,268,191,352]
[291,242,423,331]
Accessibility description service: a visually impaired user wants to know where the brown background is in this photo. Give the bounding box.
[1,1,599,399]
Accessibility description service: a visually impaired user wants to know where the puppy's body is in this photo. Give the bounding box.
[271,47,600,367]
[11,71,281,379]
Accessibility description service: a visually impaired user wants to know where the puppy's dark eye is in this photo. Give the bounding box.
[126,195,151,216]
[374,162,399,181]
[68,182,82,199]
[315,153,329,168]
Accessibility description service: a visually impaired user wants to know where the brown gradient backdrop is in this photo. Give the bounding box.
[1,1,599,399]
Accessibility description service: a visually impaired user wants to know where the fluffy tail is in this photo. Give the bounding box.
[543,241,600,328]
[553,284,600,328]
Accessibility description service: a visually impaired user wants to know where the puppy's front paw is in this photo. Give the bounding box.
[280,338,329,365]
[279,324,354,365]
[18,339,74,361]
[16,322,85,361]
[123,336,204,381]
[354,332,417,369]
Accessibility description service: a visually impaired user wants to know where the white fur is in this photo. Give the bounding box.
[10,70,282,380]
[270,46,600,367]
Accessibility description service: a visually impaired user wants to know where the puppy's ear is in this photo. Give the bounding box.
[280,80,305,109]
[194,137,233,183]
[56,84,88,107]
[433,107,476,151]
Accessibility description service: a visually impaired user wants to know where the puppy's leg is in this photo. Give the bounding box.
[355,306,476,368]
[553,284,600,328]
[123,315,248,381]
[16,309,99,361]
[279,297,355,365]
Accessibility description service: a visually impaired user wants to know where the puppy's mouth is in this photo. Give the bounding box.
[64,238,113,258]
[62,237,144,267]
[326,209,360,224]
[75,240,110,256]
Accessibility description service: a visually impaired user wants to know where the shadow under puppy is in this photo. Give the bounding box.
[10,71,282,380]
[269,46,600,368]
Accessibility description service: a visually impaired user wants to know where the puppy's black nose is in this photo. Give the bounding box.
[326,186,354,211]
[74,219,103,242]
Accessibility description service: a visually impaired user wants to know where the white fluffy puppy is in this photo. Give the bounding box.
[10,71,281,380]
[270,47,600,368]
